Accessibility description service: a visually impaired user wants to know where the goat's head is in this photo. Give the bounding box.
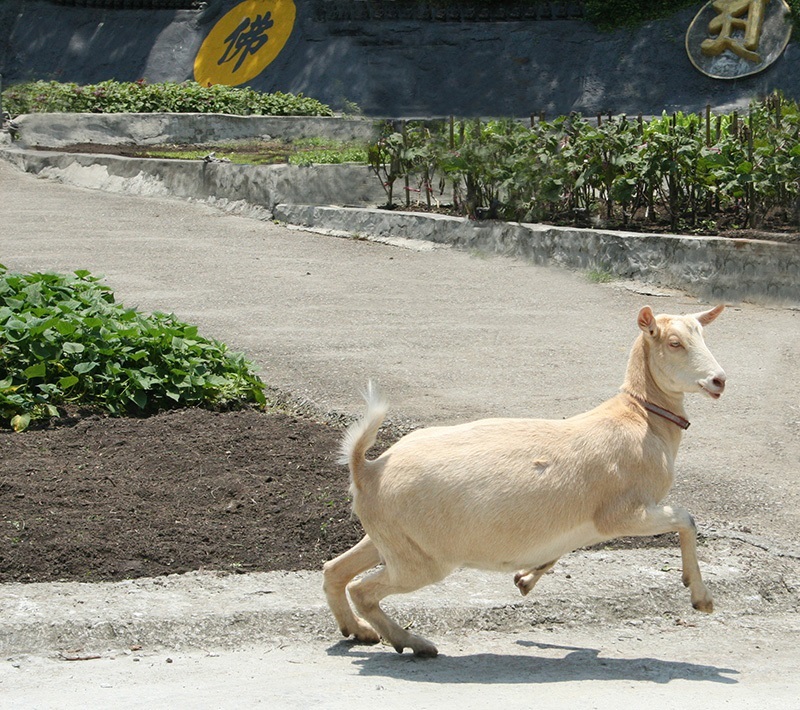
[638,305,726,399]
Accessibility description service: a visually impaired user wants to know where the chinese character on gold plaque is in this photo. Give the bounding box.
[686,0,792,78]
[701,0,769,63]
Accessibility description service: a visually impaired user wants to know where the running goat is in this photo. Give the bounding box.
[323,305,726,657]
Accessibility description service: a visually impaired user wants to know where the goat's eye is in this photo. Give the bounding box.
[669,340,683,349]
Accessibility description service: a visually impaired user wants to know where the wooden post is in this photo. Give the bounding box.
[402,120,410,208]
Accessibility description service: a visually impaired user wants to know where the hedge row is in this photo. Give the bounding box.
[2,80,334,117]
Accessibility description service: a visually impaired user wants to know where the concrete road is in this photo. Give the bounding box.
[1,159,799,708]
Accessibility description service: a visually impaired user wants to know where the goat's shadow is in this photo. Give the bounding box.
[326,639,738,685]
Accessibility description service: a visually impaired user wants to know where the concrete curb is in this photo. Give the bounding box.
[0,147,386,213]
[273,204,800,305]
[11,113,381,148]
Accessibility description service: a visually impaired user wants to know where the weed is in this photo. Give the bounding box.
[587,269,616,284]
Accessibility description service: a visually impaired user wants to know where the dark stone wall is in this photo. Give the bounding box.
[2,0,798,117]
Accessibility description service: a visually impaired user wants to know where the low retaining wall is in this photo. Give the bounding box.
[0,147,386,211]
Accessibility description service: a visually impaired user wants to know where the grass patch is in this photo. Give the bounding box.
[139,139,368,166]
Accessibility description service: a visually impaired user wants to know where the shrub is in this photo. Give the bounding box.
[373,94,800,232]
[1,80,334,118]
[583,0,699,29]
[0,266,266,431]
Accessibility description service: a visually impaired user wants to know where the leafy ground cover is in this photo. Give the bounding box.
[0,267,265,431]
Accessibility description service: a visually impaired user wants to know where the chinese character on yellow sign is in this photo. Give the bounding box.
[700,0,770,63]
[194,0,296,87]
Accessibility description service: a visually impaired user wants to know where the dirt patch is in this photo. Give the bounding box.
[0,408,368,583]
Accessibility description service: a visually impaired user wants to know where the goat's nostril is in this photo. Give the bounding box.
[712,377,726,390]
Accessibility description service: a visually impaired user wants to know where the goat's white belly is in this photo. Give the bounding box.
[461,521,604,573]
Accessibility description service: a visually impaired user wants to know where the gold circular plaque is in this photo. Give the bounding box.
[686,0,792,79]
[194,0,296,87]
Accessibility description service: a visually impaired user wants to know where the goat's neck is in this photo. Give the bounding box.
[621,335,687,441]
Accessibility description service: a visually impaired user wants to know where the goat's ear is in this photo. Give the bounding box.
[637,306,659,338]
[694,304,725,326]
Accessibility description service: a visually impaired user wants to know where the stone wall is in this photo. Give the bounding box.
[2,0,798,117]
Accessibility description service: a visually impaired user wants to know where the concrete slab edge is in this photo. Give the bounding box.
[12,113,381,148]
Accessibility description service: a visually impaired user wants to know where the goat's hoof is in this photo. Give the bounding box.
[692,597,714,613]
[412,641,439,658]
[342,621,380,644]
[514,571,533,596]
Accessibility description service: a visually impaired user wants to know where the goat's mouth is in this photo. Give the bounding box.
[700,384,723,400]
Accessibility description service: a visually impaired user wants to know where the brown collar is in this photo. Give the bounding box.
[623,390,690,430]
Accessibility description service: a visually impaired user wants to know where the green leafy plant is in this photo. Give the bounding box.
[0,266,266,431]
[367,123,409,206]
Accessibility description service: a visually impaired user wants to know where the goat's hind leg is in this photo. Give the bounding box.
[347,560,448,657]
[323,535,382,643]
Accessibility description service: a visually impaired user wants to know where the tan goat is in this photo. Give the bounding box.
[323,305,727,657]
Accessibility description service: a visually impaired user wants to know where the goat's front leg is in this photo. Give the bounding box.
[610,504,713,613]
[513,559,558,596]
[323,535,382,643]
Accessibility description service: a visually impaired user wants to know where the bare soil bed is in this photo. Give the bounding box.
[0,407,367,584]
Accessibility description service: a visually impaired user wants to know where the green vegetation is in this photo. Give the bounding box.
[787,0,800,31]
[1,80,334,117]
[0,266,266,431]
[370,94,800,233]
[586,269,616,283]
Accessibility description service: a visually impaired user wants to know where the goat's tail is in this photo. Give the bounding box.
[338,381,388,492]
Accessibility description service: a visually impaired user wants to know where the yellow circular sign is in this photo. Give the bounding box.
[194,0,296,87]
